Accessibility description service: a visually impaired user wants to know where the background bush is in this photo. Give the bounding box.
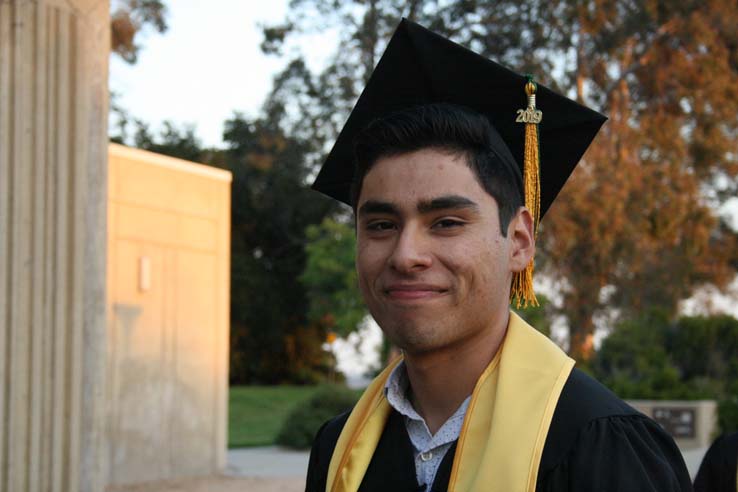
[592,311,738,433]
[276,385,360,449]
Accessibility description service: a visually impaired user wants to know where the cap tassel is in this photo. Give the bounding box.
[511,77,542,308]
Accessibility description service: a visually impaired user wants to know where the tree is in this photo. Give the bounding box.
[223,113,339,383]
[109,1,170,145]
[112,117,229,167]
[262,0,738,360]
[534,0,738,359]
[513,294,552,338]
[111,0,168,63]
[667,315,738,433]
[592,309,690,399]
[131,120,205,163]
[593,311,738,432]
[301,218,366,337]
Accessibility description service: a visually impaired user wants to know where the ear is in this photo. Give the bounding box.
[507,207,535,272]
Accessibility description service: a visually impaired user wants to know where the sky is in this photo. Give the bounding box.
[110,0,335,147]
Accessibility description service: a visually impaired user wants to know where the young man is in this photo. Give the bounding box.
[306,19,691,492]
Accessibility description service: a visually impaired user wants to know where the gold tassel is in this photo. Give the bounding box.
[511,78,542,309]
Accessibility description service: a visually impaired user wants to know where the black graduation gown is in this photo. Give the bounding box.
[305,369,692,492]
[693,432,738,492]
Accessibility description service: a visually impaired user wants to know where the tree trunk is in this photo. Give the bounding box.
[564,286,599,362]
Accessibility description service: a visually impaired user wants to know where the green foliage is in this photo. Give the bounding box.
[132,120,204,163]
[108,108,220,168]
[276,385,360,449]
[224,113,338,384]
[666,315,738,383]
[512,294,552,337]
[669,315,738,433]
[719,377,738,434]
[593,310,687,399]
[301,218,366,336]
[593,312,738,432]
[229,385,319,448]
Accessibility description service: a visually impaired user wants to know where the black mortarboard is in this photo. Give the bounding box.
[312,18,607,307]
[312,18,606,219]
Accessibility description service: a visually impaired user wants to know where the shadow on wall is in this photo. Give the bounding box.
[108,303,216,486]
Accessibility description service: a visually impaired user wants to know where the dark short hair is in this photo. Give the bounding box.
[351,103,524,235]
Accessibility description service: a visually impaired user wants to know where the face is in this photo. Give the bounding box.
[355,148,534,355]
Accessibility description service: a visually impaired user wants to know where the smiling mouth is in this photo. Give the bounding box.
[384,286,448,301]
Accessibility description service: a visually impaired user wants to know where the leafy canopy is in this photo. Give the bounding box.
[301,218,366,337]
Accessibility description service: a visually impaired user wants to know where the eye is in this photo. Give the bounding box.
[366,220,396,232]
[433,218,465,230]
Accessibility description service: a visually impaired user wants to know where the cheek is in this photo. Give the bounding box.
[356,242,383,286]
[451,238,508,289]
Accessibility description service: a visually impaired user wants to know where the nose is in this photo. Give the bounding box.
[388,224,432,273]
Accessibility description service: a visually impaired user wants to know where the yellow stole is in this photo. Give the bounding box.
[326,311,575,492]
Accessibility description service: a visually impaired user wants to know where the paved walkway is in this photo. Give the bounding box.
[107,475,304,492]
[108,447,309,492]
[682,446,708,479]
[110,444,709,492]
[226,446,310,478]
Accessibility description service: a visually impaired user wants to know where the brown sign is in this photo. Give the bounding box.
[652,407,696,438]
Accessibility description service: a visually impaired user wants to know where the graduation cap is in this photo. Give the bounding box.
[312,18,607,307]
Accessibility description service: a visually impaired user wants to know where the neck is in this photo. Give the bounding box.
[403,312,509,434]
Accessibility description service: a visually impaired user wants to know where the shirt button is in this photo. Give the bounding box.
[420,451,433,461]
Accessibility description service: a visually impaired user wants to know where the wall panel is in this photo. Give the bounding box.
[106,144,231,486]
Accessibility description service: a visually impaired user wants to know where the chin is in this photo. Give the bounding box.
[381,321,451,355]
[395,336,453,356]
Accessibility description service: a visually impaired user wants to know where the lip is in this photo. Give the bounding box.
[384,283,448,301]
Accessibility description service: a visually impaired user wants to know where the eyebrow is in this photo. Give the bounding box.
[358,195,479,218]
[358,200,401,218]
[417,195,480,214]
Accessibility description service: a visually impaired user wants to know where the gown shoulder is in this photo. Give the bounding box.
[537,369,692,492]
[305,411,351,492]
[693,431,738,492]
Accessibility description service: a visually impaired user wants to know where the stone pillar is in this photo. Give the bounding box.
[0,1,109,492]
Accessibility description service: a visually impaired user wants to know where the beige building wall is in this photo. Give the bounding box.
[106,144,231,486]
[0,1,109,492]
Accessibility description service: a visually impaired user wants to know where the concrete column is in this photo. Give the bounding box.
[0,1,109,492]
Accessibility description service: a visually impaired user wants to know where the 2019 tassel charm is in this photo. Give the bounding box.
[511,77,542,308]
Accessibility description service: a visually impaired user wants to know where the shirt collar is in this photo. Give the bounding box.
[384,360,424,421]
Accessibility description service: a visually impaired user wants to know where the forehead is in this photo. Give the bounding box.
[358,148,492,207]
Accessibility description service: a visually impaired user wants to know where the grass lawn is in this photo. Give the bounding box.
[228,385,320,448]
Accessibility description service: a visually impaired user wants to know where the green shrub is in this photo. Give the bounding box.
[592,311,738,434]
[719,394,738,435]
[276,385,359,449]
[717,366,738,434]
